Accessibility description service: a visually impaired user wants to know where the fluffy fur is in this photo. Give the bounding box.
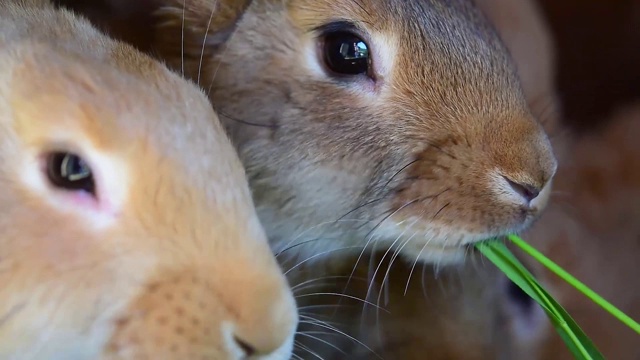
[289,1,566,357]
[151,0,558,265]
[0,1,297,359]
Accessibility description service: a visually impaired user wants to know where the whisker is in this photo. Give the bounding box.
[298,315,382,359]
[373,158,420,198]
[405,232,431,296]
[276,237,340,259]
[432,201,451,219]
[338,197,421,311]
[373,229,420,342]
[299,319,345,330]
[206,17,237,96]
[294,342,325,360]
[295,292,389,312]
[284,246,363,276]
[292,275,368,293]
[275,218,370,259]
[298,331,350,337]
[364,216,420,303]
[297,304,358,313]
[196,1,219,86]
[296,332,347,355]
[216,108,279,129]
[180,0,186,76]
[335,197,385,223]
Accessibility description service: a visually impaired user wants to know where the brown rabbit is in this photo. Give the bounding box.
[147,2,564,354]
[148,0,558,268]
[149,1,557,359]
[0,1,297,359]
[288,1,566,357]
[293,3,640,358]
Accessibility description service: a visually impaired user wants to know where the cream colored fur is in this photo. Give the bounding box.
[0,1,296,359]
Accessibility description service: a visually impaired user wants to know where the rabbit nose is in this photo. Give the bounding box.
[227,277,298,358]
[233,336,256,357]
[103,270,297,359]
[503,176,541,203]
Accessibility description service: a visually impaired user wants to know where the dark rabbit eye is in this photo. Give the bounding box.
[322,31,370,76]
[46,152,95,195]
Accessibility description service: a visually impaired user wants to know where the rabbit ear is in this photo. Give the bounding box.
[153,0,251,69]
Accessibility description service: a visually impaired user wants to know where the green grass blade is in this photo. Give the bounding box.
[507,234,640,335]
[476,241,604,360]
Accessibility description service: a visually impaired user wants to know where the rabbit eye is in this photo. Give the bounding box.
[46,152,95,195]
[322,31,370,76]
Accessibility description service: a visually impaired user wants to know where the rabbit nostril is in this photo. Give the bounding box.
[234,336,256,357]
[504,177,541,203]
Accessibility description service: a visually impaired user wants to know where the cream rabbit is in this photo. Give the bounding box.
[0,1,296,359]
[147,0,558,267]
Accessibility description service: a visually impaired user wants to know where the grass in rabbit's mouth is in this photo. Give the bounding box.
[476,234,640,360]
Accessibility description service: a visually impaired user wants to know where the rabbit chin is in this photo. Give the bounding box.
[369,225,501,265]
[270,221,528,269]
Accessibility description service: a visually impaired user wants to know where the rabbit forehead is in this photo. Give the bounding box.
[288,0,499,44]
[3,43,254,227]
[7,42,235,174]
[287,0,523,108]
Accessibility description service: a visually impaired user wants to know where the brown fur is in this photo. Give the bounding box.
[151,0,557,267]
[288,2,566,357]
[335,101,640,360]
[145,0,567,358]
[289,4,640,359]
[0,1,296,358]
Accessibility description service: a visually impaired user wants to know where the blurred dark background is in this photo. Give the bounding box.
[537,0,640,133]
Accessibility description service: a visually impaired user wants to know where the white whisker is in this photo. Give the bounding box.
[180,0,186,76]
[295,292,389,312]
[297,332,347,355]
[298,315,382,359]
[284,246,362,276]
[197,1,219,86]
